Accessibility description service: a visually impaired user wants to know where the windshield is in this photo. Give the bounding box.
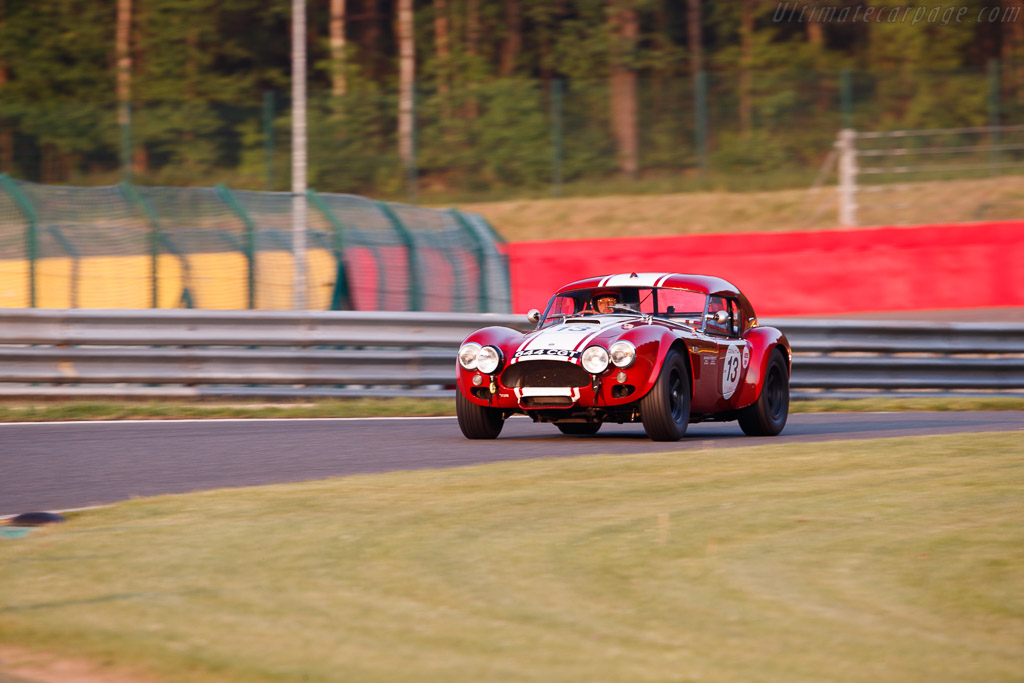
[540,287,708,327]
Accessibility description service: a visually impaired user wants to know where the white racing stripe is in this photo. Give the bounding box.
[510,318,624,364]
[600,272,671,288]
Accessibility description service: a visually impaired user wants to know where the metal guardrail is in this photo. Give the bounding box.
[0,309,1022,400]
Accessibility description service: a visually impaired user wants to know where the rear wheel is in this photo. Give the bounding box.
[456,391,505,439]
[738,350,789,436]
[640,350,691,441]
[556,422,602,436]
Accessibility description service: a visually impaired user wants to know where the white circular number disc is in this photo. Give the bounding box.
[722,345,742,400]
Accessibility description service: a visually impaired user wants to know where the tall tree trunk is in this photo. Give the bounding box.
[359,0,384,79]
[609,1,639,179]
[500,0,521,76]
[397,0,415,193]
[466,0,479,58]
[739,0,755,137]
[433,0,450,94]
[117,0,132,177]
[806,16,823,46]
[330,0,347,98]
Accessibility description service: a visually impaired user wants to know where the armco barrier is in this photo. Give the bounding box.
[507,221,1024,317]
[0,309,1022,400]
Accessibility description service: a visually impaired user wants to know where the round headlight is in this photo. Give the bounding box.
[609,340,636,368]
[475,345,503,374]
[581,345,609,374]
[458,342,482,370]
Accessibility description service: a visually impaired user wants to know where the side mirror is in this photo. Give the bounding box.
[526,309,541,324]
[706,310,729,326]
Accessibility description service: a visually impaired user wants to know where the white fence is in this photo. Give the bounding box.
[834,125,1024,227]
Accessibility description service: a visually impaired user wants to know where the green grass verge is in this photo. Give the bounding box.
[0,396,1021,422]
[2,432,1022,682]
[0,398,457,422]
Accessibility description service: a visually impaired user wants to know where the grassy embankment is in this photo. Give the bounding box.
[1,432,1021,682]
[457,175,1024,241]
[0,396,1022,422]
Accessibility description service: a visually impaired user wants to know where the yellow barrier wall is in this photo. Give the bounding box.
[0,249,338,309]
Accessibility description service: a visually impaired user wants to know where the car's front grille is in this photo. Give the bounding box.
[501,360,590,388]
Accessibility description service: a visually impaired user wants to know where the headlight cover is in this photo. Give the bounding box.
[476,345,503,374]
[609,340,636,368]
[581,345,610,374]
[458,342,482,370]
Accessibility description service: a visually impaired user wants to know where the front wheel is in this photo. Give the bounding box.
[640,349,691,441]
[556,422,602,436]
[738,350,789,436]
[456,391,505,439]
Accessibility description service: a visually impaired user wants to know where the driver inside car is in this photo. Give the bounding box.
[593,293,619,314]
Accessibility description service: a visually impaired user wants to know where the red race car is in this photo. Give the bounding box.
[455,272,791,441]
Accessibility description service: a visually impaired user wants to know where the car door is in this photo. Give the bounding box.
[706,296,748,406]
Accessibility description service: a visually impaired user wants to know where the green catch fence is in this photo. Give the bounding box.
[3,65,1022,199]
[0,177,510,313]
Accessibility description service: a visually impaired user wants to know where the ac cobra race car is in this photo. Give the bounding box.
[456,273,791,441]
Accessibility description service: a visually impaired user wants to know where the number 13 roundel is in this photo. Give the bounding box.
[721,345,742,399]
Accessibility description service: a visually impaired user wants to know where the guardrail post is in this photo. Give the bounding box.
[0,174,38,307]
[307,189,352,310]
[216,183,257,309]
[376,201,421,311]
[836,129,858,228]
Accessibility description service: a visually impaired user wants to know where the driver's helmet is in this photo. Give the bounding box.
[592,291,619,314]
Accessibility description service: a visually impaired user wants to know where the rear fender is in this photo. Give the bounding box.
[733,327,791,409]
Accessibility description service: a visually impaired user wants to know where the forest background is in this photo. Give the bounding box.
[0,0,1022,203]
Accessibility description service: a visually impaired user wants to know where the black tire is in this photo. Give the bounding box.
[738,350,789,436]
[556,422,602,436]
[456,391,505,439]
[640,349,691,441]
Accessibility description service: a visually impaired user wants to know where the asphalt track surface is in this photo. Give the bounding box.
[1,411,1021,515]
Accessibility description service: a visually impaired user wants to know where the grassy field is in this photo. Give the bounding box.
[0,396,1022,423]
[1,432,1022,683]
[457,176,1024,242]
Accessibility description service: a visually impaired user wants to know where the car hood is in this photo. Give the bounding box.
[510,316,636,363]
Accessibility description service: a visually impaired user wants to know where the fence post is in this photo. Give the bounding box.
[215,184,257,309]
[988,59,1000,176]
[694,70,708,178]
[836,129,857,228]
[263,91,275,191]
[120,181,158,307]
[0,174,38,307]
[307,189,352,311]
[840,68,853,130]
[376,201,420,312]
[45,225,80,309]
[550,78,564,198]
[448,209,490,313]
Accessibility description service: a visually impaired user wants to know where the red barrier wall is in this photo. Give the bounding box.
[507,221,1024,316]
